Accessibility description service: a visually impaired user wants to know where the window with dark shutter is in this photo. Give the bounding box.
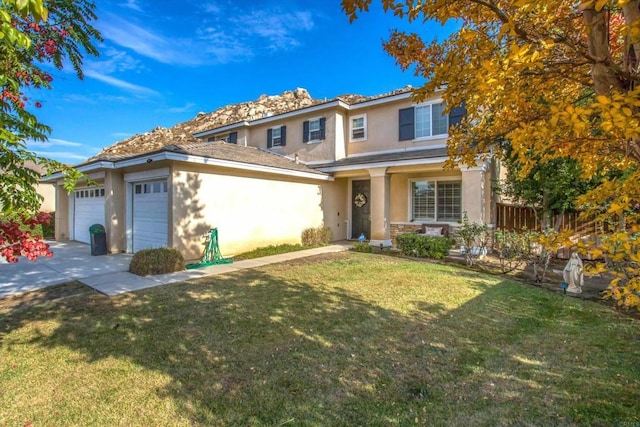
[269,126,285,147]
[449,104,466,129]
[303,121,310,143]
[304,118,324,142]
[399,107,415,141]
[228,131,238,144]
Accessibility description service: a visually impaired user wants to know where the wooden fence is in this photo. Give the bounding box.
[495,203,600,235]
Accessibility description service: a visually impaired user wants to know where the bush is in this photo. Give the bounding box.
[130,247,185,276]
[352,242,373,253]
[301,226,333,246]
[457,212,490,266]
[396,233,452,259]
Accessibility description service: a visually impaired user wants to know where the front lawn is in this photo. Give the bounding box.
[1,253,638,425]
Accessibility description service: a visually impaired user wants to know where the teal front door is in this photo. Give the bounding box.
[351,180,371,239]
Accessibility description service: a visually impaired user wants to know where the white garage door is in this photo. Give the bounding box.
[133,180,168,252]
[73,187,105,244]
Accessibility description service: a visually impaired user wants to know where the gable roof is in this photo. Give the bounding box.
[44,141,331,182]
[91,86,415,161]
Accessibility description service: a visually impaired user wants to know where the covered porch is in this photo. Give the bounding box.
[314,149,494,246]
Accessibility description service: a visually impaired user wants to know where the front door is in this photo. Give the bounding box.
[351,180,371,239]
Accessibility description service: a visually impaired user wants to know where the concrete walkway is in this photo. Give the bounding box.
[0,241,351,298]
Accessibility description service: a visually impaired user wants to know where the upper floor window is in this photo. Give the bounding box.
[267,125,286,148]
[415,103,447,138]
[350,114,367,141]
[400,101,466,141]
[303,117,326,143]
[207,132,237,144]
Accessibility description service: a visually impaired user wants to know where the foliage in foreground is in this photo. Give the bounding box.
[342,0,640,309]
[0,0,100,262]
[0,253,638,425]
[129,247,185,276]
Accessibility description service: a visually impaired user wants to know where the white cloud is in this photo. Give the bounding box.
[230,10,315,51]
[47,138,84,147]
[62,94,96,104]
[98,7,316,66]
[99,14,200,65]
[84,69,159,96]
[111,132,132,139]
[202,2,220,14]
[167,102,196,113]
[121,0,143,12]
[87,47,144,74]
[30,150,94,163]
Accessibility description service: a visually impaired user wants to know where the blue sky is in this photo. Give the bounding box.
[26,0,458,164]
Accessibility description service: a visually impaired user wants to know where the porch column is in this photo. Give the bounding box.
[461,164,487,224]
[368,167,392,247]
[104,170,126,253]
[54,183,69,240]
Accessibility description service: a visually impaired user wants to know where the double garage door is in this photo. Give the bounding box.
[72,180,168,252]
[132,180,168,252]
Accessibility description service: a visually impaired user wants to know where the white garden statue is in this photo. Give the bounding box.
[563,253,584,294]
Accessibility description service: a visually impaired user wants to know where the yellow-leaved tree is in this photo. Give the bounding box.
[343,0,640,309]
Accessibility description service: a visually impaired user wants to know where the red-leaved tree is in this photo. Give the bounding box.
[1,0,100,262]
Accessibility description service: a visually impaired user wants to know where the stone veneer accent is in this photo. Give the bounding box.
[390,223,424,244]
[390,222,462,245]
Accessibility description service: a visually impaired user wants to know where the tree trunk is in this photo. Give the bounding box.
[582,6,624,94]
[622,1,640,79]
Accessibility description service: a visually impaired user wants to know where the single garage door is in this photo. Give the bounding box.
[133,180,168,252]
[73,187,105,244]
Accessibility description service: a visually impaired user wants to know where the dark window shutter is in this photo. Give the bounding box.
[319,117,326,140]
[228,131,237,144]
[267,128,273,148]
[303,121,309,143]
[399,107,415,141]
[207,137,215,142]
[449,103,466,129]
[281,125,286,146]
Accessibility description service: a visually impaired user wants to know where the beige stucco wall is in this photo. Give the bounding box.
[104,170,126,253]
[347,94,448,156]
[54,184,69,240]
[172,166,330,261]
[37,183,56,212]
[318,178,348,241]
[245,111,340,163]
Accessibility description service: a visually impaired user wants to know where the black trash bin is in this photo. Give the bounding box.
[89,224,107,256]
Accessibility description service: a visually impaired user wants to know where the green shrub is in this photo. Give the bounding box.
[130,247,185,276]
[301,226,333,246]
[352,242,373,253]
[457,212,490,266]
[396,233,452,259]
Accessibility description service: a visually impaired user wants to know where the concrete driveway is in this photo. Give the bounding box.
[0,240,132,298]
[1,241,352,298]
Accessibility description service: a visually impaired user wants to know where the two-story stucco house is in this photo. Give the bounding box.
[46,88,496,260]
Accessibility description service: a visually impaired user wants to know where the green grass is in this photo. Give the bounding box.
[1,253,639,426]
[233,243,317,260]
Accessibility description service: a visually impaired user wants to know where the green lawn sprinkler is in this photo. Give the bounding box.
[186,228,233,269]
